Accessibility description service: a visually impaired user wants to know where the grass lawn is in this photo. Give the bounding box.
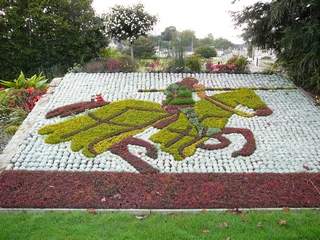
[0,210,319,239]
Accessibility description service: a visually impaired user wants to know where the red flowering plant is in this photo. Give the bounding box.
[0,72,48,113]
[8,88,46,112]
[226,55,248,73]
[146,60,162,72]
[0,72,48,135]
[206,61,237,73]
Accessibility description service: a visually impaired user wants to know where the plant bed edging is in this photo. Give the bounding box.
[0,208,319,214]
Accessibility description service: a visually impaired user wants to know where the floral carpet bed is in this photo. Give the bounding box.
[0,73,319,209]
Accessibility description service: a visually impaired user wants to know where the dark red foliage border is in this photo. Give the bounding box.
[110,137,159,174]
[179,77,199,90]
[255,107,273,116]
[0,171,319,209]
[200,127,256,157]
[46,101,109,119]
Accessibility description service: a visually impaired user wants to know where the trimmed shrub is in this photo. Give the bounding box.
[195,46,217,59]
[185,55,202,72]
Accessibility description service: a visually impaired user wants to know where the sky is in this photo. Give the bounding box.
[92,0,267,44]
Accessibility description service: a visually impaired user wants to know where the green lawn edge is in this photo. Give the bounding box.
[1,210,319,240]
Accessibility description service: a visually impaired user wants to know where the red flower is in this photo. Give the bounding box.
[26,87,35,94]
[95,94,105,103]
[206,62,237,73]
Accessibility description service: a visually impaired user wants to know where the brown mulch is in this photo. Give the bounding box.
[0,171,319,209]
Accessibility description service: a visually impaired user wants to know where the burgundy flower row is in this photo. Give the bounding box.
[200,127,256,157]
[46,100,108,119]
[0,171,319,209]
[110,137,159,174]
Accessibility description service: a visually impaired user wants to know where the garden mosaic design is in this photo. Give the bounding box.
[38,78,273,174]
[1,73,320,209]
[7,73,320,174]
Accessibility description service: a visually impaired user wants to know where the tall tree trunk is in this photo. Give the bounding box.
[130,44,134,61]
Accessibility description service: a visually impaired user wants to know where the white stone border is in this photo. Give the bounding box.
[0,78,63,172]
[0,208,319,214]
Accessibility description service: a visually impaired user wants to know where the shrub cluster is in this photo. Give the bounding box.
[69,56,138,73]
[0,72,47,135]
[206,55,249,73]
[195,46,217,59]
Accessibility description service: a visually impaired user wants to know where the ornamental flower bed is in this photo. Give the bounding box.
[5,73,320,174]
[11,87,46,112]
[0,73,319,209]
[0,72,48,136]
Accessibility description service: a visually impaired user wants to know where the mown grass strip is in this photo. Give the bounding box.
[0,210,319,240]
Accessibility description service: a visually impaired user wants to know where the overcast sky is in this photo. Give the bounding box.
[92,0,268,44]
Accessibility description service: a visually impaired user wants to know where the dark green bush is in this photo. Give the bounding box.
[166,58,185,73]
[195,46,217,59]
[186,55,202,72]
[0,0,108,80]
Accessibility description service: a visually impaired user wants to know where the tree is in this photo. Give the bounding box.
[213,38,234,49]
[233,0,320,93]
[130,36,156,59]
[105,4,157,61]
[160,26,178,57]
[179,30,196,51]
[161,26,178,42]
[195,46,217,58]
[197,34,215,48]
[0,0,108,80]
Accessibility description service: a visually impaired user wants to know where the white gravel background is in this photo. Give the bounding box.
[6,73,320,173]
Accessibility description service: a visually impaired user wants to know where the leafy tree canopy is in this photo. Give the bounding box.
[104,4,157,60]
[197,34,215,48]
[105,4,157,45]
[179,30,196,50]
[233,0,320,93]
[0,0,108,80]
[212,38,234,50]
[161,26,178,42]
[128,36,156,59]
